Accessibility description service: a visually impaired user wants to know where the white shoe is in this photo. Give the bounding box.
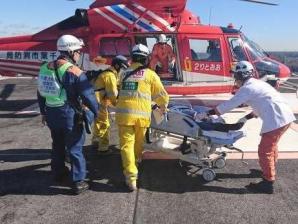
[125,175,138,191]
[126,179,137,191]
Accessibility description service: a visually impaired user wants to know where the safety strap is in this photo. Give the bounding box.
[53,61,64,88]
[122,66,146,82]
[54,61,81,111]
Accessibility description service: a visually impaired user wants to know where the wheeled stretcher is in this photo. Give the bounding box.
[146,103,245,182]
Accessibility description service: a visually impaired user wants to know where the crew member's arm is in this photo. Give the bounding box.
[103,73,118,106]
[77,72,99,117]
[37,91,46,115]
[166,44,175,64]
[196,86,251,120]
[149,44,159,70]
[216,86,251,115]
[151,71,169,113]
[65,66,99,117]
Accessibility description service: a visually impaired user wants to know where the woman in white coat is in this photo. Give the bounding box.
[199,61,295,194]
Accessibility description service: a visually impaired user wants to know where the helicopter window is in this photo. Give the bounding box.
[242,35,267,60]
[189,39,222,62]
[100,38,131,57]
[228,37,248,61]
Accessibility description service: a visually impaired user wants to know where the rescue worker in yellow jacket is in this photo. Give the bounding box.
[116,44,169,191]
[92,55,129,153]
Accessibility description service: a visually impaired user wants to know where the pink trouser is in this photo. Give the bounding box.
[258,124,290,181]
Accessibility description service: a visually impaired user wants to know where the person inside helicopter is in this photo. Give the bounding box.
[149,34,176,79]
[206,40,221,62]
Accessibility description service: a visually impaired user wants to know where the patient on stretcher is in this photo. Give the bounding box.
[169,104,245,132]
[151,103,245,145]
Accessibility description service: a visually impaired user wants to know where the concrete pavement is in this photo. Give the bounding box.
[0,77,298,224]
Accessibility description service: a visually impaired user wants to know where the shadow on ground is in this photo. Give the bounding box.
[0,146,129,196]
[138,159,263,194]
[0,99,37,111]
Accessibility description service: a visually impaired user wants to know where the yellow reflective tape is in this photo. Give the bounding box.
[116,108,151,117]
[118,91,151,101]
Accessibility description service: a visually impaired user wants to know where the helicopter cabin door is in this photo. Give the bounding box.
[179,34,231,89]
[83,34,133,71]
[134,34,182,82]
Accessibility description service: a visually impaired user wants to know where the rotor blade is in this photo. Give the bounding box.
[239,0,278,6]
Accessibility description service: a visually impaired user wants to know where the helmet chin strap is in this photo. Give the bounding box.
[59,51,76,64]
[69,52,77,65]
[65,52,77,65]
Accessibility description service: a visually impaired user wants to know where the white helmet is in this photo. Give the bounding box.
[132,44,150,57]
[158,34,167,43]
[233,61,254,81]
[57,34,84,52]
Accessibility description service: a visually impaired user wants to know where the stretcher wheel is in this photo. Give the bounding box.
[202,168,216,182]
[214,157,226,169]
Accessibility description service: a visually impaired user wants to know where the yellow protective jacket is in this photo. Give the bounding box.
[94,67,118,107]
[116,62,169,127]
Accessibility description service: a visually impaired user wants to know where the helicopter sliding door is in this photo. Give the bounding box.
[134,34,182,82]
[83,34,133,71]
[179,34,230,85]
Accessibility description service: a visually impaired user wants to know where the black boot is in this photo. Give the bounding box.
[246,179,274,194]
[72,181,89,195]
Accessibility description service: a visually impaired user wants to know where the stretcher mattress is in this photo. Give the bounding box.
[151,103,244,145]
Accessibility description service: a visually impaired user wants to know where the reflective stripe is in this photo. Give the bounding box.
[119,91,151,101]
[45,102,65,107]
[116,108,151,117]
[152,91,167,101]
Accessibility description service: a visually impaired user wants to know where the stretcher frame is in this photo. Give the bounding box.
[146,110,246,181]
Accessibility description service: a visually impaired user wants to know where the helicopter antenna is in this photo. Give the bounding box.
[208,7,213,26]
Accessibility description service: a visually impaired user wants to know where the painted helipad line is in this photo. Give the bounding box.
[14,102,40,115]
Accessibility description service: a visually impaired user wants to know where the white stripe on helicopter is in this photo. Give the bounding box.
[0,62,40,70]
[106,4,162,32]
[131,3,176,32]
[94,8,127,30]
[0,66,38,75]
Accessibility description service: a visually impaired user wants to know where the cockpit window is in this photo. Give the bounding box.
[228,37,248,61]
[189,39,222,62]
[242,35,267,60]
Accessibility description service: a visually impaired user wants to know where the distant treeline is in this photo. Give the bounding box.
[268,51,298,73]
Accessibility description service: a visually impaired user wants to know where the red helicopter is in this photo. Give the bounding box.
[0,0,289,95]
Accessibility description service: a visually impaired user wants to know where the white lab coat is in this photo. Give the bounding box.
[216,78,296,134]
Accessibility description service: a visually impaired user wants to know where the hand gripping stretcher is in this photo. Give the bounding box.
[146,103,245,182]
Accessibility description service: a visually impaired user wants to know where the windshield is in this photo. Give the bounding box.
[242,35,267,60]
[228,37,248,61]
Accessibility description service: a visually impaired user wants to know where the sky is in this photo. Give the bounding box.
[0,0,297,51]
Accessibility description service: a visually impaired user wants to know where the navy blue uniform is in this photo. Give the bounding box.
[38,57,98,182]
